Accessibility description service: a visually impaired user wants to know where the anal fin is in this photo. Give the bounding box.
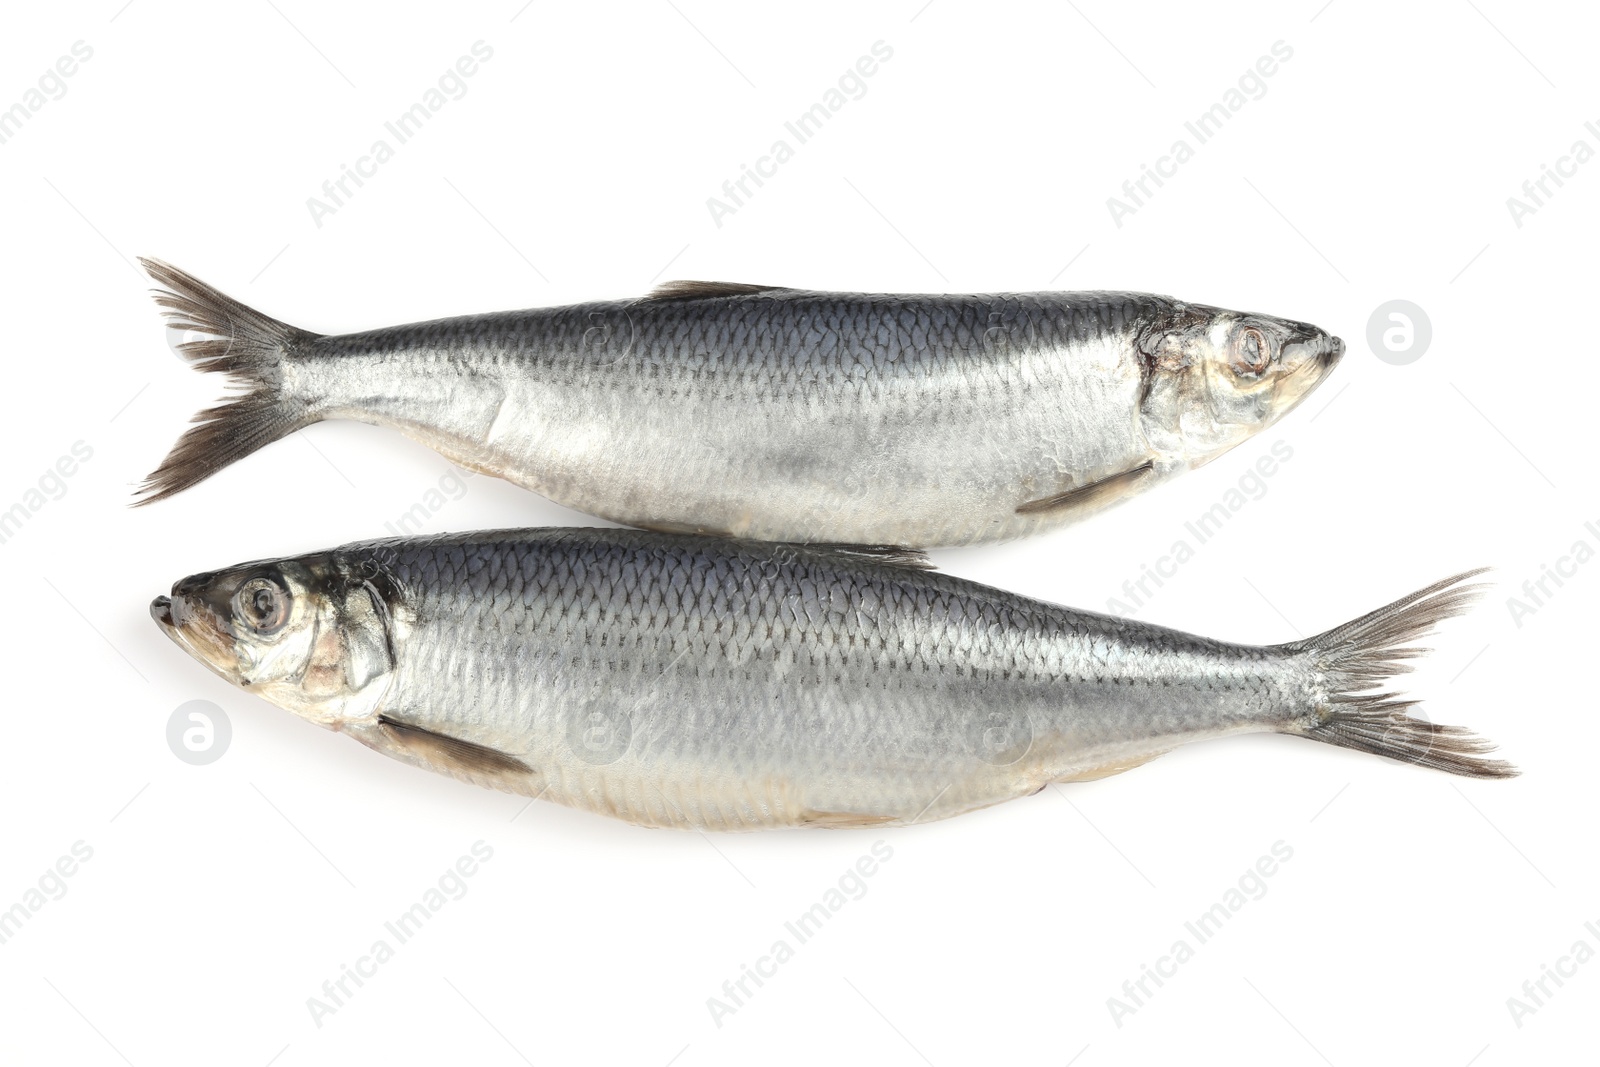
[1017,461,1155,516]
[633,519,734,538]
[801,809,898,829]
[1055,750,1168,783]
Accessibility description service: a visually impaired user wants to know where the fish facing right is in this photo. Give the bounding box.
[136,260,1342,547]
[150,529,1513,832]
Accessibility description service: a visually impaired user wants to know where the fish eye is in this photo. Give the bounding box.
[234,575,290,634]
[1231,327,1272,376]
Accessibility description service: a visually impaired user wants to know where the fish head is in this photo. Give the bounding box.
[1138,303,1343,466]
[151,554,393,727]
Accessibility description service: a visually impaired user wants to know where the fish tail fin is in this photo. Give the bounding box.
[135,258,321,505]
[1280,568,1518,779]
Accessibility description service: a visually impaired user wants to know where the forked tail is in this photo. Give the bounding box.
[1281,569,1518,779]
[135,258,320,504]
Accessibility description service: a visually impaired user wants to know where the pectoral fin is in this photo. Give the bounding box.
[346,716,542,797]
[1016,462,1155,516]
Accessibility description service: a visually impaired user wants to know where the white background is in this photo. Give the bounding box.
[1,1,1593,1063]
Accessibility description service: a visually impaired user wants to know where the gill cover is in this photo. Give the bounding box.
[337,574,394,692]
[155,554,396,727]
[290,557,396,720]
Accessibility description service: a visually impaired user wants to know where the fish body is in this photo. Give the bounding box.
[151,530,1513,831]
[140,264,1342,546]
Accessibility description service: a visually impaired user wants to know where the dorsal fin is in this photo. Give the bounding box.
[646,279,790,301]
[631,523,937,571]
[802,543,936,571]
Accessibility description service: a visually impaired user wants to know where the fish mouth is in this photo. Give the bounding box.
[1281,322,1343,371]
[150,592,199,654]
[1266,328,1343,420]
[150,590,241,682]
[1320,334,1345,369]
[1279,325,1343,380]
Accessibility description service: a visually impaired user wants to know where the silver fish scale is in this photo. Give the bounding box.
[305,291,1175,546]
[327,290,1160,382]
[339,529,1292,829]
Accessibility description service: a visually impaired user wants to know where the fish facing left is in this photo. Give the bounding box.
[149,529,1515,831]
